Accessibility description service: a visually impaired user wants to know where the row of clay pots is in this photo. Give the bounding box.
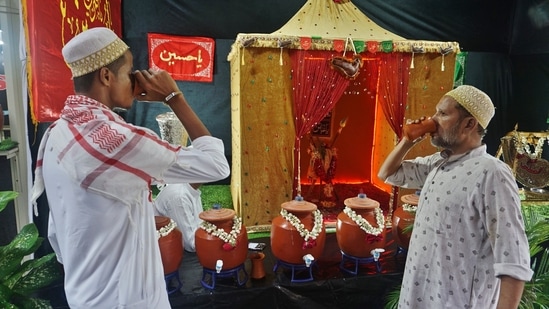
[158,192,419,277]
[271,192,419,263]
[271,193,389,263]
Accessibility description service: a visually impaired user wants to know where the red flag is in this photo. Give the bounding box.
[367,41,380,54]
[333,39,345,52]
[300,37,312,50]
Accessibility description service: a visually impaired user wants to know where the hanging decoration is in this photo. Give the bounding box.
[440,45,454,71]
[278,39,293,65]
[381,41,394,53]
[367,41,380,54]
[23,0,122,123]
[453,52,467,87]
[239,37,256,65]
[333,39,345,52]
[329,37,363,80]
[149,33,215,82]
[410,45,425,69]
[330,55,363,80]
[353,40,365,53]
[301,37,312,50]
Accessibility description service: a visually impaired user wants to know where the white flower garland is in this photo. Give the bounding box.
[515,135,547,158]
[199,216,242,247]
[402,203,418,213]
[343,206,384,236]
[156,218,177,239]
[280,209,323,242]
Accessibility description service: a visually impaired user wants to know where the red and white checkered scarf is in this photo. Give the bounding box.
[32,95,180,214]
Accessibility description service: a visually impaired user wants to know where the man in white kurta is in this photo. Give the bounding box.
[378,85,533,308]
[154,183,203,252]
[31,28,230,308]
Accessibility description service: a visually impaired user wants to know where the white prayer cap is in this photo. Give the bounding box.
[445,85,495,129]
[62,27,129,78]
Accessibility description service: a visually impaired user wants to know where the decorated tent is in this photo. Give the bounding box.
[228,0,460,230]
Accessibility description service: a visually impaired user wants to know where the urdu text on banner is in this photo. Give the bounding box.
[148,33,215,83]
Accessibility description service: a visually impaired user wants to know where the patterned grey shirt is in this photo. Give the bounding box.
[386,145,533,308]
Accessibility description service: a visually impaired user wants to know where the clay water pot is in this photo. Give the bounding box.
[392,193,419,250]
[155,216,184,274]
[195,208,248,270]
[336,193,386,258]
[249,252,266,279]
[271,196,326,265]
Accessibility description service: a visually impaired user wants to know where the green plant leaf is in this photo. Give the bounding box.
[401,222,413,235]
[0,282,14,304]
[4,224,41,257]
[0,139,18,151]
[9,291,53,309]
[10,253,61,295]
[0,191,18,213]
[0,250,24,285]
[383,284,401,309]
[0,299,17,309]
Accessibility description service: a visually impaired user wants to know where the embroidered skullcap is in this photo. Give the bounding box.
[62,27,129,78]
[445,85,495,129]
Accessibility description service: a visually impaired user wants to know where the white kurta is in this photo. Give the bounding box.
[43,136,229,308]
[386,145,533,309]
[34,97,230,308]
[154,183,203,252]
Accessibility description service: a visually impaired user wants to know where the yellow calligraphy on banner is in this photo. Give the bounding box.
[23,0,122,122]
[159,50,204,68]
[60,0,114,45]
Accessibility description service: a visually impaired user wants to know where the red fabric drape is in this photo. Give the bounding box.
[377,52,412,212]
[289,50,350,197]
[23,0,122,123]
[378,53,412,140]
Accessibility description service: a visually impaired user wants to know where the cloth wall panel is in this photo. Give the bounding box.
[231,47,295,228]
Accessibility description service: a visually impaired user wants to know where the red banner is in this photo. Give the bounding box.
[148,33,215,82]
[23,0,122,123]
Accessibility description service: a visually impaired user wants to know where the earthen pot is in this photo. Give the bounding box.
[249,252,266,279]
[155,216,184,274]
[336,193,386,258]
[392,193,419,250]
[271,196,326,264]
[195,208,248,270]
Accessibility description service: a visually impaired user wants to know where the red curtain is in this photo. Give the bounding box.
[378,53,412,140]
[289,50,350,197]
[377,52,412,212]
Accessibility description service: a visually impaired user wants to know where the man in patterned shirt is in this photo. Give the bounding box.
[378,85,533,308]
